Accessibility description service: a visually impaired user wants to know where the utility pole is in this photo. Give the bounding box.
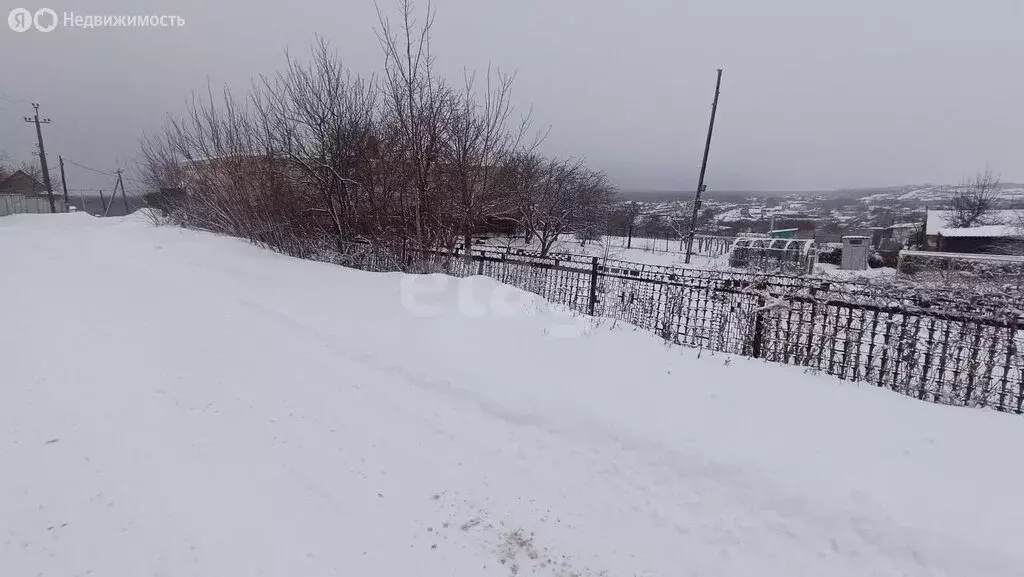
[24,103,56,213]
[684,68,723,264]
[103,170,128,217]
[117,170,129,215]
[58,155,70,212]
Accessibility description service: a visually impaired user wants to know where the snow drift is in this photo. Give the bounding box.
[2,212,1023,576]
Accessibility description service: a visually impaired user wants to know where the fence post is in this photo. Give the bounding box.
[587,256,599,316]
[998,321,1016,411]
[751,294,766,358]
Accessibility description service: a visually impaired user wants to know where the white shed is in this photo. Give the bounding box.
[841,236,870,270]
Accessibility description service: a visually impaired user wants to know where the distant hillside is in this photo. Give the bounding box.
[622,183,1024,204]
[619,190,807,203]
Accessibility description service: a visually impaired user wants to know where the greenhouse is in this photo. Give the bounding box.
[728,237,818,275]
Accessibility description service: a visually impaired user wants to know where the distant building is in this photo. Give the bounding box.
[867,226,887,248]
[887,223,920,247]
[0,170,46,196]
[768,228,799,239]
[924,208,1022,253]
[870,222,920,249]
[0,170,67,216]
[841,236,870,270]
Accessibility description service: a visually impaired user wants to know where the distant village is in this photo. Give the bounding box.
[622,181,1024,254]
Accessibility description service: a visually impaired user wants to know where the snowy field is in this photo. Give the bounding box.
[482,234,899,280]
[482,234,729,268]
[815,262,898,280]
[2,213,1024,576]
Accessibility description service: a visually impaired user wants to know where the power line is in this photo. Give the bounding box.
[61,158,116,177]
[62,159,150,195]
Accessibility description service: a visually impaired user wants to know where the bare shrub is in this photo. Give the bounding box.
[948,169,1001,228]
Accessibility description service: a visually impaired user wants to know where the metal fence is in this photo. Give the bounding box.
[0,195,66,216]
[344,243,1023,414]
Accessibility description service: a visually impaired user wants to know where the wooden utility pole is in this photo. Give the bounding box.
[684,69,723,264]
[24,103,56,213]
[58,155,70,212]
[117,170,129,215]
[103,170,128,217]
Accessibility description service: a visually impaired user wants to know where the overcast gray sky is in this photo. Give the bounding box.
[1,0,1021,192]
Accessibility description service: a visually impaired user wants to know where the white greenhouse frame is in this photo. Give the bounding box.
[728,237,818,275]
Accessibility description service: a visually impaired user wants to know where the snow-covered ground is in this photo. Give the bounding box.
[3,212,1024,576]
[481,234,903,280]
[816,262,898,280]
[483,234,730,268]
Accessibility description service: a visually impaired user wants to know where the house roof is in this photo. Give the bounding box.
[937,224,1020,238]
[0,170,45,195]
[925,208,1022,236]
[900,249,1024,263]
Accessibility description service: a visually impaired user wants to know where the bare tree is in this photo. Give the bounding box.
[138,82,323,253]
[376,0,452,251]
[666,210,690,251]
[256,37,377,248]
[607,201,643,248]
[949,169,1001,228]
[137,131,185,192]
[508,157,616,257]
[0,152,11,182]
[441,67,529,256]
[572,167,616,247]
[133,4,614,269]
[500,150,543,244]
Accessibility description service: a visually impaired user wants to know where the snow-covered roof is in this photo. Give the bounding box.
[925,208,1022,235]
[937,224,1020,238]
[900,249,1024,263]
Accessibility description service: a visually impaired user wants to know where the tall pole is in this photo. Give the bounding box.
[58,155,70,212]
[24,103,56,213]
[684,69,723,264]
[117,170,129,215]
[104,170,128,217]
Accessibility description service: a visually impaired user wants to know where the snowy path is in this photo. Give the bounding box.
[2,213,1023,576]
